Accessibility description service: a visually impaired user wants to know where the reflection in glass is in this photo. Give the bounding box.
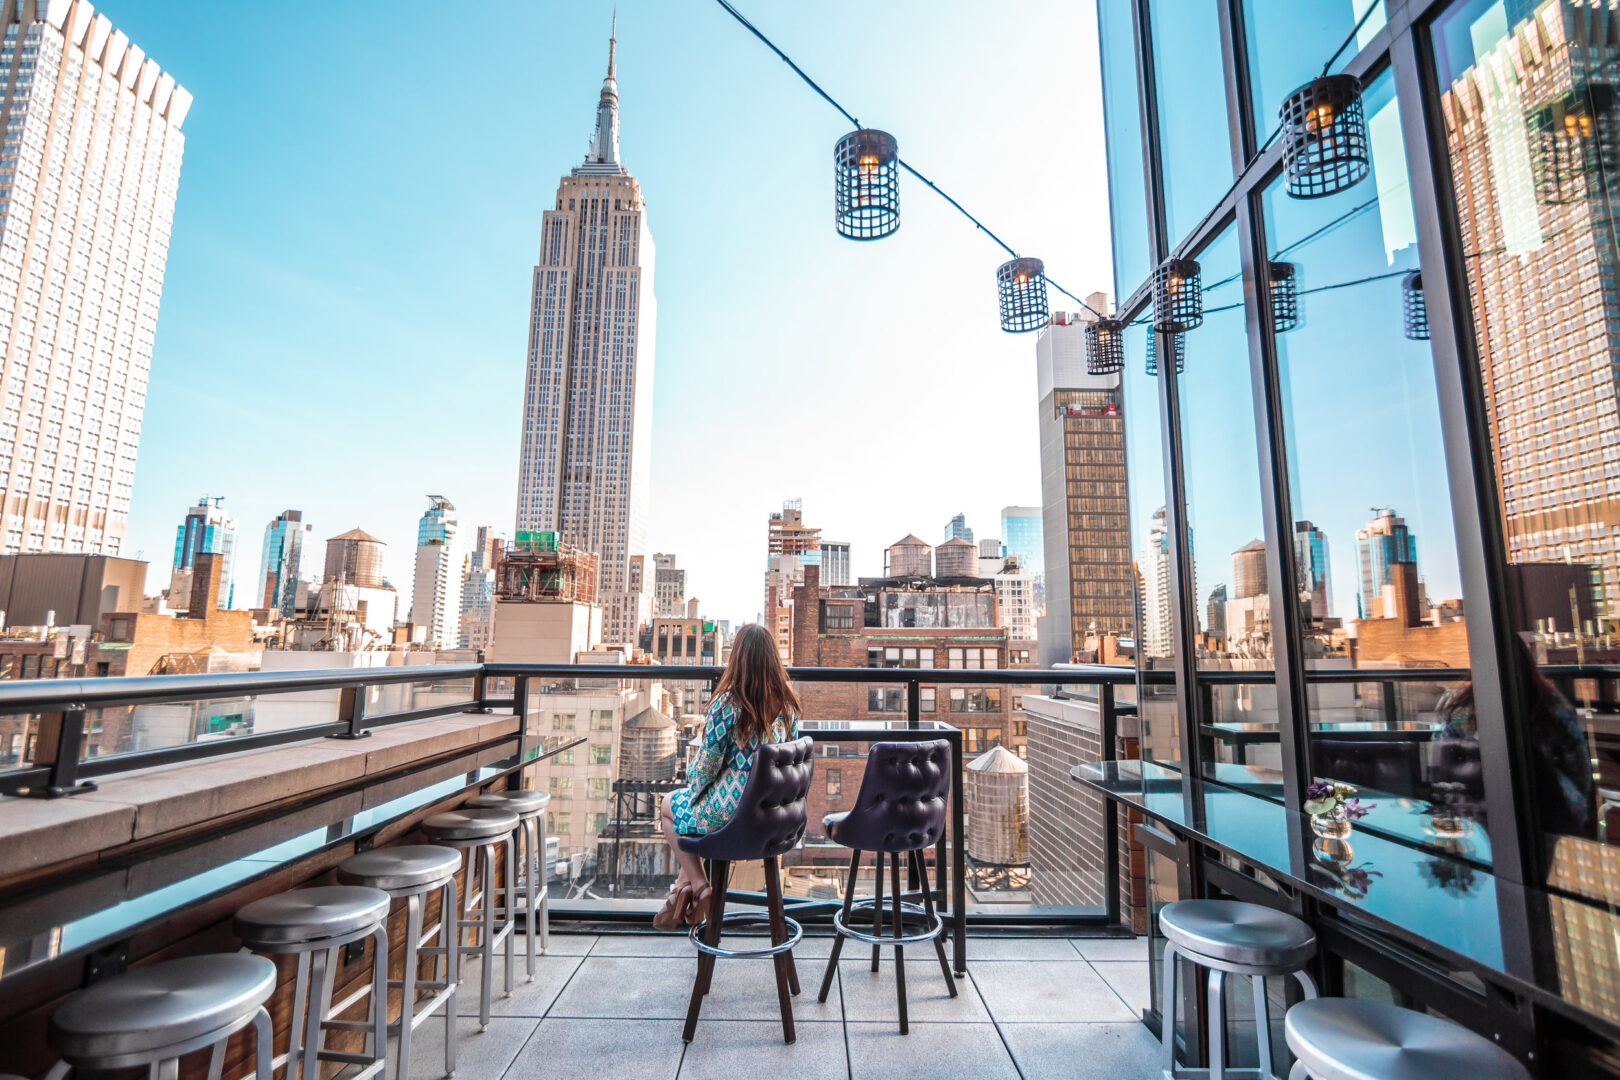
[1242,0,1387,144]
[1100,0,1152,294]
[1261,68,1485,860]
[1149,0,1232,245]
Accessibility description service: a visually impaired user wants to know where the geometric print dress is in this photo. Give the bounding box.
[669,691,800,836]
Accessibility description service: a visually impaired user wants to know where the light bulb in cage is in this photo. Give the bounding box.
[1086,317,1125,374]
[1280,75,1370,199]
[1269,261,1299,333]
[1152,257,1203,334]
[1527,84,1614,205]
[835,129,900,240]
[997,257,1049,333]
[1402,271,1429,341]
[1145,331,1185,376]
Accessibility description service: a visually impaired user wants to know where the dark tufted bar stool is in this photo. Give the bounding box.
[817,739,955,1034]
[679,736,815,1045]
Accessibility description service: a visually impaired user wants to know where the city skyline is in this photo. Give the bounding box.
[91,1,1101,628]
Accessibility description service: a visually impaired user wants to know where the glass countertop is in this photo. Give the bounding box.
[1074,759,1618,1038]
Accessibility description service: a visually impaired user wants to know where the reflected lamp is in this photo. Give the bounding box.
[1269,261,1300,333]
[1402,271,1429,341]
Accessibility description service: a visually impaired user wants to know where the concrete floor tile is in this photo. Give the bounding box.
[454,951,582,1018]
[1092,961,1152,1016]
[549,956,840,1023]
[520,931,597,956]
[1070,936,1150,962]
[506,1018,682,1080]
[846,1022,1018,1080]
[953,937,1090,961]
[838,958,986,1024]
[999,1022,1165,1079]
[969,960,1136,1023]
[677,1020,846,1079]
[591,933,703,957]
[395,1014,537,1080]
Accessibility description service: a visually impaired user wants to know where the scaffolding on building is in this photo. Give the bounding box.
[497,532,600,603]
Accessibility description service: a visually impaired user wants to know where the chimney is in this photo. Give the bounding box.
[1388,560,1421,628]
[189,552,223,619]
[803,564,821,591]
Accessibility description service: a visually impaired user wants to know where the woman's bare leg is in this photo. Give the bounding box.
[662,792,709,891]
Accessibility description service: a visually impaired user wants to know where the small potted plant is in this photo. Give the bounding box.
[1303,779,1374,842]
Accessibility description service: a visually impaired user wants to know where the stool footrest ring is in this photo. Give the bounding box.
[689,911,804,959]
[833,900,944,948]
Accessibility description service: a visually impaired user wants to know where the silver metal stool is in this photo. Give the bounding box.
[1284,998,1531,1080]
[235,885,391,1080]
[421,806,519,1031]
[338,844,462,1080]
[42,954,276,1080]
[1160,899,1319,1080]
[465,788,552,975]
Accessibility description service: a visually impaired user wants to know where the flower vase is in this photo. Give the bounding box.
[1311,811,1354,862]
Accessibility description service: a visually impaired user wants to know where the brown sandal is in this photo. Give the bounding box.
[654,883,694,931]
[685,882,714,928]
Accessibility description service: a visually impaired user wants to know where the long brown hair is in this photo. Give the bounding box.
[713,623,801,744]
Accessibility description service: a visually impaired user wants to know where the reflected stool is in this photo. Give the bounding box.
[1284,998,1530,1080]
[1160,899,1319,1080]
[420,807,519,1031]
[41,954,276,1080]
[465,788,552,972]
[337,845,462,1080]
[817,739,956,1034]
[235,885,391,1080]
[681,736,815,1045]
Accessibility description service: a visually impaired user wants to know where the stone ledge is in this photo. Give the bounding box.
[0,711,518,881]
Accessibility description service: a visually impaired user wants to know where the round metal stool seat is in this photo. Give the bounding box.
[49,954,276,1063]
[466,789,550,816]
[422,807,520,842]
[1160,899,1316,970]
[338,845,461,895]
[234,885,390,947]
[1285,999,1531,1080]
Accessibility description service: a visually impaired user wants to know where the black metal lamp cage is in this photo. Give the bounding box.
[1280,74,1370,199]
[1085,317,1126,374]
[1402,271,1429,341]
[1526,84,1615,205]
[834,128,900,240]
[997,257,1049,333]
[1152,257,1203,333]
[1269,261,1300,333]
[1145,330,1185,376]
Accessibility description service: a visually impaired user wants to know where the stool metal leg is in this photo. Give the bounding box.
[1287,1064,1308,1080]
[818,849,861,1003]
[912,850,956,996]
[206,1040,225,1080]
[1161,942,1180,1076]
[763,856,796,1044]
[1207,967,1227,1080]
[300,946,335,1080]
[443,875,459,1076]
[398,893,422,1080]
[1252,975,1273,1080]
[890,854,907,1035]
[478,841,496,1030]
[503,831,517,996]
[367,925,387,1070]
[536,813,550,955]
[253,1005,274,1080]
[871,850,885,972]
[522,816,538,979]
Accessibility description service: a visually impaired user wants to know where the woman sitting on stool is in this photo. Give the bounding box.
[656,623,802,930]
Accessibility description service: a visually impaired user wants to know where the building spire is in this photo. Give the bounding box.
[587,12,621,166]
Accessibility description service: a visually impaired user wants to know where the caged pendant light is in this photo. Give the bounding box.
[1280,74,1370,198]
[1145,330,1185,376]
[834,129,900,239]
[997,257,1049,333]
[1402,271,1429,340]
[1086,317,1126,374]
[1269,261,1300,333]
[1526,84,1614,205]
[1152,257,1203,334]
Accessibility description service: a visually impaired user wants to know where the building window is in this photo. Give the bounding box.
[555,748,574,766]
[551,812,571,836]
[591,812,608,834]
[589,743,612,765]
[868,646,934,668]
[920,687,936,713]
[949,688,1001,713]
[21,655,36,678]
[0,655,12,678]
[868,686,907,712]
[591,709,614,731]
[552,712,576,731]
[824,603,854,631]
[1014,719,1027,737]
[826,769,842,798]
[947,647,995,669]
[549,776,573,798]
[588,777,610,799]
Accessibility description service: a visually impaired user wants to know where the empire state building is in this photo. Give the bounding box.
[517,22,656,645]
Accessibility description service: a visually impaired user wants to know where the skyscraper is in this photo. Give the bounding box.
[821,541,851,586]
[944,512,974,544]
[411,495,461,649]
[1356,508,1418,620]
[174,496,236,610]
[1293,520,1332,621]
[0,3,190,557]
[1000,506,1044,578]
[1140,506,1172,659]
[764,500,821,632]
[459,525,502,650]
[1036,307,1133,666]
[258,509,310,615]
[652,552,685,618]
[516,20,656,646]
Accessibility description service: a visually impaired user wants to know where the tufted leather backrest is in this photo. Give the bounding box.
[678,736,815,862]
[836,740,951,854]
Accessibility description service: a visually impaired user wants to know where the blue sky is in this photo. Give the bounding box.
[109,0,1109,626]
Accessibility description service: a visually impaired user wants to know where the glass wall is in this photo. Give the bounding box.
[1431,0,1609,879]
[1149,0,1233,245]
[1241,0,1387,143]
[1100,0,1152,295]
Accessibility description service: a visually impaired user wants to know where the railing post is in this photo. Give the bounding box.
[471,652,491,713]
[1100,683,1121,927]
[1380,679,1399,727]
[508,674,530,792]
[29,706,96,797]
[949,726,966,976]
[328,684,371,740]
[906,676,920,731]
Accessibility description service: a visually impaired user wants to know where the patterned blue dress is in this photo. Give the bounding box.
[669,691,800,836]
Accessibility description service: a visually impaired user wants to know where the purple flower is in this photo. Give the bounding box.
[1306,780,1334,800]
[1344,798,1375,820]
